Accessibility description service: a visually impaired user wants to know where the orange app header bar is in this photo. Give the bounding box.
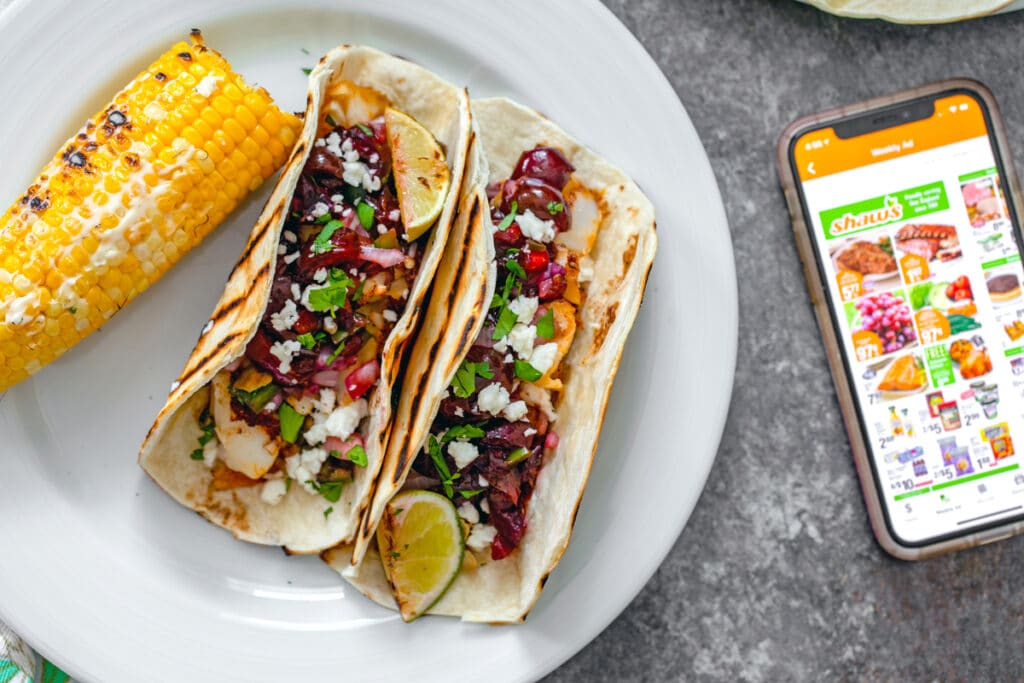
[795,94,987,182]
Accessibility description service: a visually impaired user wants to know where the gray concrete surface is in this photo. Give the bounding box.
[545,1,1024,681]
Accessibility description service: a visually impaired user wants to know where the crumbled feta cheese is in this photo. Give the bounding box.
[479,476,489,487]
[402,289,409,299]
[529,342,559,375]
[507,323,537,359]
[300,286,315,311]
[284,252,300,265]
[277,244,287,255]
[524,427,537,437]
[290,283,302,300]
[515,210,556,243]
[377,224,387,234]
[201,439,218,468]
[317,388,337,414]
[313,268,328,283]
[283,447,331,494]
[492,338,508,354]
[457,502,480,525]
[369,153,380,163]
[283,230,298,244]
[508,296,538,325]
[466,524,498,552]
[261,478,288,505]
[441,388,450,400]
[325,132,343,157]
[343,162,381,192]
[504,353,514,364]
[310,201,330,219]
[314,138,326,148]
[330,194,344,204]
[448,440,480,469]
[324,317,338,334]
[477,383,510,416]
[305,399,368,445]
[382,309,398,323]
[270,339,301,374]
[270,299,299,332]
[578,258,594,282]
[453,406,465,417]
[480,497,490,514]
[388,209,401,222]
[503,400,528,422]
[333,204,344,214]
[340,138,358,161]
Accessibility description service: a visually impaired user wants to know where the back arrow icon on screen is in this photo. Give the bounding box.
[807,162,816,175]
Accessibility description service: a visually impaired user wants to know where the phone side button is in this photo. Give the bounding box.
[798,259,819,307]
[976,527,1014,546]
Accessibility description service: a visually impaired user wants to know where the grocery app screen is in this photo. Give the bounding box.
[795,93,1024,545]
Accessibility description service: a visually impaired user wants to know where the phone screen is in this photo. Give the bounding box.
[792,91,1024,546]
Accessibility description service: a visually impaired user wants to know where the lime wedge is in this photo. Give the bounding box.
[384,107,450,241]
[377,489,464,621]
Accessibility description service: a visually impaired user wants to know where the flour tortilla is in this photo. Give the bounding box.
[325,97,657,622]
[803,0,1010,23]
[138,46,472,554]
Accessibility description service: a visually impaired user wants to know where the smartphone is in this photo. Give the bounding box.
[777,80,1024,559]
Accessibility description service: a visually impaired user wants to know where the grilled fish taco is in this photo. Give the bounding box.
[138,46,474,554]
[325,97,657,622]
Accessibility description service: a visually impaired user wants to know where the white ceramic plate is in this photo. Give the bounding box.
[0,1,736,681]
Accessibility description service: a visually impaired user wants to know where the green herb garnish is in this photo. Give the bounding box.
[307,270,354,316]
[317,480,345,503]
[536,308,555,340]
[492,305,518,341]
[441,424,486,444]
[496,201,518,231]
[324,506,334,519]
[458,489,485,499]
[190,450,205,461]
[390,550,401,559]
[506,447,530,464]
[300,47,310,55]
[325,113,337,127]
[452,360,493,398]
[352,279,366,303]
[316,212,332,224]
[357,123,374,136]
[312,219,343,254]
[357,201,375,230]
[514,360,543,382]
[190,407,217,460]
[326,336,349,365]
[278,402,304,444]
[296,333,317,350]
[546,201,564,214]
[505,258,526,280]
[301,67,312,75]
[427,435,460,498]
[345,445,368,467]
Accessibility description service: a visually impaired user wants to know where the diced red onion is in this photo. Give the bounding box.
[324,434,364,456]
[317,346,334,370]
[359,246,406,268]
[345,209,370,238]
[545,431,559,449]
[263,391,284,413]
[224,357,243,373]
[312,370,339,387]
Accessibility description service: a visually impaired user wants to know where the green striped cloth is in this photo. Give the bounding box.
[0,622,68,683]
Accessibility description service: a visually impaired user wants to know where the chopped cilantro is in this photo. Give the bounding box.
[546,201,564,214]
[441,424,485,444]
[324,506,334,519]
[451,360,493,398]
[346,445,368,467]
[307,271,354,315]
[326,336,349,365]
[69,306,77,314]
[296,333,317,350]
[389,550,401,559]
[317,480,345,503]
[301,67,312,75]
[316,212,332,224]
[190,449,205,461]
[496,201,518,231]
[357,123,374,136]
[514,360,543,382]
[286,478,293,492]
[312,219,343,254]
[357,201,375,230]
[536,308,555,340]
[278,402,304,444]
[506,447,530,464]
[492,305,518,341]
[505,258,526,280]
[458,489,485,499]
[325,113,337,127]
[190,407,217,460]
[352,279,366,303]
[427,435,459,498]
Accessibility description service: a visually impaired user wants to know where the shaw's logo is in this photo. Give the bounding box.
[830,196,903,236]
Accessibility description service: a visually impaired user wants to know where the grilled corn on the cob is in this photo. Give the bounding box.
[0,32,301,392]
